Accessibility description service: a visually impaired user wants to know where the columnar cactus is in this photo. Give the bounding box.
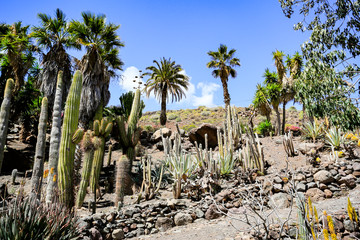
[45,71,64,204]
[89,117,113,193]
[57,71,82,208]
[0,79,15,173]
[115,88,142,204]
[107,144,113,166]
[30,97,48,199]
[76,130,97,208]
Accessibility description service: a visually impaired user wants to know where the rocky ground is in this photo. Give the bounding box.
[1,107,360,239]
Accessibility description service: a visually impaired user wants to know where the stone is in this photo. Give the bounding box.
[77,219,91,230]
[296,182,306,192]
[269,193,291,209]
[339,175,357,188]
[353,171,360,177]
[297,142,323,155]
[89,228,103,240]
[353,162,360,171]
[333,218,344,232]
[112,229,125,240]
[195,208,205,218]
[319,183,327,190]
[205,204,222,220]
[314,170,334,184]
[273,176,283,184]
[123,207,138,217]
[188,123,219,149]
[330,169,338,176]
[307,182,316,188]
[155,217,173,232]
[174,213,193,226]
[294,173,306,181]
[151,128,172,143]
[305,188,325,201]
[273,184,283,192]
[324,189,333,198]
[344,219,355,232]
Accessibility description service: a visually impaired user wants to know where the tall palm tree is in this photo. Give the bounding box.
[253,84,272,122]
[32,8,80,106]
[144,57,189,125]
[0,22,36,93]
[69,12,124,126]
[207,44,240,109]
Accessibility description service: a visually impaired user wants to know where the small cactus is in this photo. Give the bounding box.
[57,71,82,208]
[107,144,113,166]
[0,79,15,173]
[11,169,18,184]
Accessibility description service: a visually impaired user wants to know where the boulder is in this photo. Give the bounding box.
[205,204,222,220]
[297,142,323,155]
[339,175,357,188]
[174,213,193,226]
[155,217,173,232]
[151,128,172,143]
[353,162,360,172]
[269,193,291,209]
[314,170,334,184]
[305,188,325,201]
[112,229,125,240]
[188,123,219,149]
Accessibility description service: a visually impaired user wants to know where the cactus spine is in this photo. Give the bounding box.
[57,71,82,208]
[76,130,95,208]
[115,89,142,204]
[0,79,14,173]
[45,71,64,203]
[30,97,48,199]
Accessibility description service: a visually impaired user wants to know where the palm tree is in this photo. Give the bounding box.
[0,22,36,93]
[32,8,80,106]
[253,84,272,122]
[144,57,189,125]
[207,44,240,109]
[69,12,124,126]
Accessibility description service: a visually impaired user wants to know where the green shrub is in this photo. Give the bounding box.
[288,106,297,112]
[167,113,178,120]
[299,110,304,120]
[0,198,80,240]
[256,120,272,136]
[150,114,160,120]
[182,124,196,132]
[176,117,182,122]
[325,127,345,149]
[302,120,323,142]
[143,125,154,132]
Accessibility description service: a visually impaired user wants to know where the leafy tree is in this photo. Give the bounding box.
[279,0,360,130]
[253,84,272,122]
[32,8,80,106]
[0,22,36,93]
[144,57,189,125]
[207,44,241,109]
[69,12,124,126]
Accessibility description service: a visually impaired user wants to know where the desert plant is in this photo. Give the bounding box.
[115,88,142,205]
[11,169,17,185]
[283,131,298,157]
[347,198,359,227]
[182,124,196,132]
[57,70,82,208]
[302,119,324,143]
[107,144,113,166]
[118,91,145,119]
[256,120,272,136]
[325,127,345,150]
[45,71,64,204]
[217,152,236,176]
[0,79,14,173]
[30,97,48,200]
[296,195,321,240]
[0,198,80,240]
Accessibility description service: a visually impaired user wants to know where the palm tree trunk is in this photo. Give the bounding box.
[282,101,287,135]
[221,77,231,109]
[160,89,167,126]
[275,108,281,136]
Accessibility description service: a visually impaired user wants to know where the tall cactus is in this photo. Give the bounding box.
[115,88,142,204]
[45,71,64,204]
[89,118,113,194]
[76,130,97,208]
[57,71,82,208]
[0,79,14,173]
[30,97,48,199]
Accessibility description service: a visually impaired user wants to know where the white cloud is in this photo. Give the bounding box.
[192,82,220,107]
[119,66,144,91]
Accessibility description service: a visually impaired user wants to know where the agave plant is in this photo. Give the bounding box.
[302,120,324,143]
[217,153,236,176]
[325,127,345,150]
[165,150,196,199]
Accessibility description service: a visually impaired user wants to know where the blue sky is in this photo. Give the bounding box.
[0,0,310,111]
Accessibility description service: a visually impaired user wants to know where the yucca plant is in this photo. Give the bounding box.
[302,119,324,143]
[165,151,196,199]
[325,127,345,150]
[217,152,236,176]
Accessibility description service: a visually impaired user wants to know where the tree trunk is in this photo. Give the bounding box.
[30,97,48,200]
[282,101,287,135]
[275,108,281,136]
[45,72,64,204]
[160,89,167,126]
[221,77,231,109]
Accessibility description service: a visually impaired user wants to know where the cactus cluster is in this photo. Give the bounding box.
[115,89,142,205]
[283,131,297,157]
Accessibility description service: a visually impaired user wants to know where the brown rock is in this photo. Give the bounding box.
[188,123,219,149]
[155,217,173,232]
[314,170,334,184]
[339,175,356,188]
[324,189,333,198]
[205,204,222,220]
[305,188,325,201]
[353,171,360,177]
